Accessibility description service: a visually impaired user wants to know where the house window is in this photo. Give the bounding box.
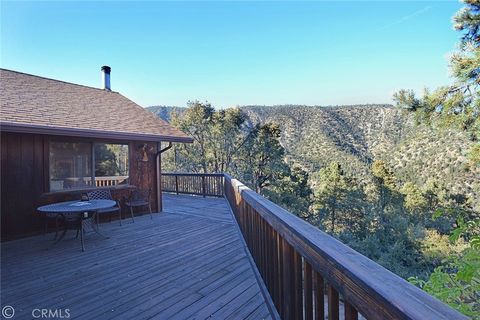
[49,142,129,191]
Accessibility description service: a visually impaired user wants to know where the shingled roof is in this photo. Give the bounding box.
[0,69,192,143]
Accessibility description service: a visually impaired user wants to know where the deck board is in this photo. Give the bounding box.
[1,194,273,319]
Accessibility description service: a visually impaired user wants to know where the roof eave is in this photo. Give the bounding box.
[0,122,194,143]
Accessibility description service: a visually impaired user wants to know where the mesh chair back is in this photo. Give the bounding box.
[87,189,113,201]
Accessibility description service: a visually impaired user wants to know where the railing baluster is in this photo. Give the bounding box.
[314,271,325,320]
[344,301,358,320]
[175,175,179,194]
[293,251,303,320]
[241,201,246,240]
[251,206,255,257]
[258,215,262,268]
[256,214,261,272]
[250,205,254,256]
[253,209,257,262]
[305,261,313,320]
[328,284,339,320]
[245,202,249,242]
[247,204,252,251]
[201,175,206,197]
[254,207,258,262]
[273,229,281,310]
[258,215,262,274]
[261,220,266,281]
[282,238,294,319]
[268,223,274,295]
[278,233,285,318]
[257,214,261,266]
[264,221,268,279]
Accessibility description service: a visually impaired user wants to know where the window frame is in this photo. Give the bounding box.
[47,137,130,192]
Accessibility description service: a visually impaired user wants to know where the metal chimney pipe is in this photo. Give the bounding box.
[101,66,111,90]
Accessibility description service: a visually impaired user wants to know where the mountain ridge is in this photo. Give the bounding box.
[148,104,479,200]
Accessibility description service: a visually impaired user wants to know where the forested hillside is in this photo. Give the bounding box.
[149,104,479,202]
[245,105,478,200]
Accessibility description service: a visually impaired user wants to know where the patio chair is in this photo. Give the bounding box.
[125,189,153,222]
[87,189,122,226]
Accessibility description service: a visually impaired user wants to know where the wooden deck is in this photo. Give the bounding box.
[1,194,274,320]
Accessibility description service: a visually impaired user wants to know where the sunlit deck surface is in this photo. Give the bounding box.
[1,194,273,320]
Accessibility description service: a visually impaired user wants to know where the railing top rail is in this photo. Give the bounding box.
[162,172,224,177]
[223,174,467,320]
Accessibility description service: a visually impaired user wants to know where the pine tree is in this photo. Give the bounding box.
[313,162,350,233]
[236,123,290,193]
[395,2,480,315]
[263,166,313,218]
[393,0,480,141]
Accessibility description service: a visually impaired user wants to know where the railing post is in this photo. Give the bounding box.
[201,175,206,197]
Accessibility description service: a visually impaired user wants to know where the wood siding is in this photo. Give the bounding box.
[1,132,161,241]
[1,132,46,240]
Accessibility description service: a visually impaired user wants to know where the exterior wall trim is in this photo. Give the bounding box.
[0,121,194,143]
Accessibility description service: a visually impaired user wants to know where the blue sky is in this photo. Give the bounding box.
[1,1,462,108]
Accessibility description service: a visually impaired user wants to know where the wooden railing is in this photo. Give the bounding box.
[160,172,466,319]
[90,176,129,187]
[54,176,129,189]
[223,174,467,320]
[162,173,224,197]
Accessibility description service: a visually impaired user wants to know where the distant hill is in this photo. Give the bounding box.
[147,105,185,122]
[240,104,404,170]
[148,104,479,199]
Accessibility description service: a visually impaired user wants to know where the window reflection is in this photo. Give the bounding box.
[49,142,129,191]
[94,144,129,187]
[49,142,92,191]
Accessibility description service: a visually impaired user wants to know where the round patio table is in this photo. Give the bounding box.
[38,200,116,251]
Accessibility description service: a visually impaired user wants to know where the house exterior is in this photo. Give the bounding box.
[0,67,192,240]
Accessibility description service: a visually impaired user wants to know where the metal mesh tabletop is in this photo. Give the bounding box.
[37,200,116,214]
